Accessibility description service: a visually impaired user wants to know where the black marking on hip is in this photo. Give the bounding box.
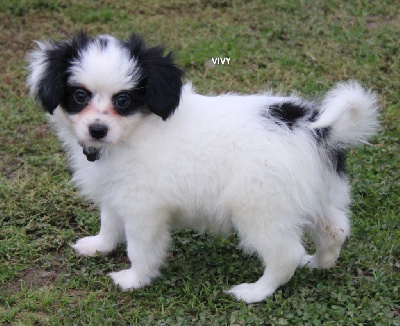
[313,126,331,142]
[330,149,347,175]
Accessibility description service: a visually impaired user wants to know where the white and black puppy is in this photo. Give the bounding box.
[27,32,379,303]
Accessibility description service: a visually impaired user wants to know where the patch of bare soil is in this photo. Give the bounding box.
[2,267,60,295]
[0,11,73,99]
[366,16,399,30]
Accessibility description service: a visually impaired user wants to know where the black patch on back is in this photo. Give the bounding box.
[269,102,309,129]
[265,100,347,176]
[123,34,184,120]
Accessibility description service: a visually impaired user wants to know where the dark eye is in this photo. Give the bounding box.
[114,93,131,109]
[73,89,89,104]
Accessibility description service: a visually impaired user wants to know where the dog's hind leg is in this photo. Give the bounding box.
[302,208,350,269]
[301,176,351,269]
[227,215,306,303]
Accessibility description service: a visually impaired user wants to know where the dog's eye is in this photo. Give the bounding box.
[114,93,131,109]
[74,89,89,104]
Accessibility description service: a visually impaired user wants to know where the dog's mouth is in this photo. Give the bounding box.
[79,143,102,162]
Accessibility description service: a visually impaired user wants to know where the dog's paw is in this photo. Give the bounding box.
[300,254,338,269]
[109,269,152,291]
[226,283,274,303]
[299,254,318,269]
[71,235,114,256]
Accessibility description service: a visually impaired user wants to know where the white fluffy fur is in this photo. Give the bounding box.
[69,36,140,92]
[27,35,379,303]
[309,81,379,147]
[27,41,53,96]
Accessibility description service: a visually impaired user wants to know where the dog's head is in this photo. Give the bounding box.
[27,31,183,160]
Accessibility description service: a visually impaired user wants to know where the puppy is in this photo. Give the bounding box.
[27,32,379,303]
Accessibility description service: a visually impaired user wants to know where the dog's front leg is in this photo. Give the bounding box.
[71,206,125,256]
[109,210,171,290]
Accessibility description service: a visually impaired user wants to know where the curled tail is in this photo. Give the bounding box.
[309,81,380,148]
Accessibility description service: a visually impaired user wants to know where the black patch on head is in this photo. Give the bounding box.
[123,34,184,120]
[111,90,146,116]
[269,102,309,129]
[36,31,91,114]
[34,32,183,119]
[61,86,93,114]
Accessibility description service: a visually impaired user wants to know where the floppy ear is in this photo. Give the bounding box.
[27,31,90,114]
[125,35,184,120]
[141,48,184,120]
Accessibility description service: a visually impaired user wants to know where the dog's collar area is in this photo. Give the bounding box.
[80,143,102,162]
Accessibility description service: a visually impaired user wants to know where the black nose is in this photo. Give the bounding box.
[89,124,108,140]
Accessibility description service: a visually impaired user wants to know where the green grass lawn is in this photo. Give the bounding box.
[0,0,399,324]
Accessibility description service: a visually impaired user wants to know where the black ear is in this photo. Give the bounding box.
[125,35,184,120]
[142,48,184,120]
[27,31,90,114]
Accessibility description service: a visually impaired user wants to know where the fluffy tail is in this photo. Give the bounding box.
[309,81,379,148]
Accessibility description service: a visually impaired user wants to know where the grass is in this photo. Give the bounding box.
[0,0,399,324]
